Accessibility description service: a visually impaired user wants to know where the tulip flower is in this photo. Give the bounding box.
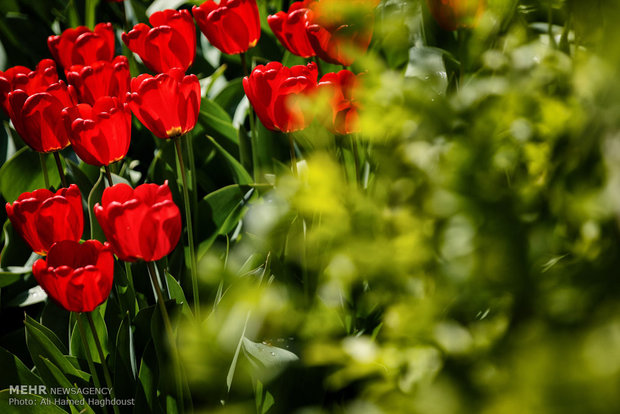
[426,0,485,31]
[48,23,115,70]
[305,0,378,66]
[243,61,318,133]
[94,181,182,262]
[318,70,361,135]
[193,0,261,55]
[0,61,58,114]
[5,184,84,255]
[268,0,316,58]
[32,240,114,313]
[0,59,77,153]
[66,56,130,105]
[122,9,196,73]
[127,68,200,139]
[62,97,132,166]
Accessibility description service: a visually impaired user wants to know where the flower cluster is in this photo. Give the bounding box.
[0,0,474,315]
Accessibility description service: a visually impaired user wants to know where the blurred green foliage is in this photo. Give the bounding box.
[1,0,620,413]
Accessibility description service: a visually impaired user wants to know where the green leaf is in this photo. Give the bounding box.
[227,313,250,392]
[205,135,252,185]
[0,265,29,288]
[242,337,299,381]
[25,315,90,385]
[40,301,71,351]
[197,185,255,259]
[0,346,43,389]
[113,315,137,400]
[165,271,192,318]
[0,147,60,202]
[213,78,245,118]
[39,357,93,412]
[6,285,47,307]
[69,311,108,364]
[86,172,106,242]
[0,390,67,413]
[199,98,239,150]
[135,341,162,414]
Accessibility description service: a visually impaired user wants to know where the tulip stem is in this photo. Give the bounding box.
[146,260,185,413]
[241,52,259,181]
[350,134,361,188]
[39,153,50,189]
[85,312,120,414]
[53,152,68,187]
[173,136,200,319]
[288,133,298,176]
[76,314,108,413]
[314,57,323,78]
[104,165,114,187]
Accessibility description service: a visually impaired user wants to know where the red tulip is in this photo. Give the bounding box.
[66,56,130,105]
[243,62,318,133]
[62,97,131,166]
[32,240,114,313]
[94,181,182,262]
[0,59,77,153]
[122,9,196,73]
[426,0,485,31]
[5,184,84,255]
[48,23,115,70]
[268,0,316,58]
[193,0,261,55]
[127,68,200,139]
[0,61,58,114]
[305,0,378,66]
[318,70,361,135]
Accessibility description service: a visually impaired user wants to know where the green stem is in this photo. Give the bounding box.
[85,0,99,29]
[314,56,324,78]
[288,133,298,176]
[241,52,258,181]
[173,136,200,319]
[184,132,198,235]
[146,261,185,413]
[39,153,50,189]
[85,312,120,414]
[350,134,361,188]
[76,314,107,414]
[53,152,68,187]
[124,261,137,316]
[104,165,114,187]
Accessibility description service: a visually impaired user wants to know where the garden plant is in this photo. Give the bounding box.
[0,0,620,413]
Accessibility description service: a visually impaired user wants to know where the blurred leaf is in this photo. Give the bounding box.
[0,265,29,288]
[227,313,250,392]
[145,0,187,16]
[242,337,299,372]
[6,285,47,307]
[0,147,60,202]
